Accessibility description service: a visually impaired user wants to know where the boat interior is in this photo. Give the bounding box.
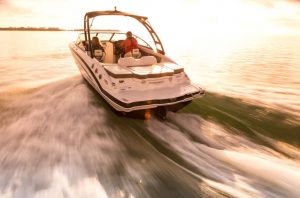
[76,31,163,65]
[73,31,186,79]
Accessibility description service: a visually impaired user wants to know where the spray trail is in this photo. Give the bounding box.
[145,112,300,197]
[0,77,226,197]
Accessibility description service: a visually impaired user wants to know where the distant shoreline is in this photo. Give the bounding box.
[0,27,83,31]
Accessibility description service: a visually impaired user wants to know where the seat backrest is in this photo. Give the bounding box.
[118,57,136,67]
[140,56,157,65]
[132,49,141,59]
[94,49,103,57]
[124,49,141,59]
[118,56,157,67]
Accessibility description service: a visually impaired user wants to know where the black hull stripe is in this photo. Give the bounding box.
[70,46,204,109]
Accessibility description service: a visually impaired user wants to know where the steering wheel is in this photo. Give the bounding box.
[114,40,125,57]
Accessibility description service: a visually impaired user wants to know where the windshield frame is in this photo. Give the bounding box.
[84,9,165,58]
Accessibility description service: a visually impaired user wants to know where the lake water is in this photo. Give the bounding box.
[0,31,300,197]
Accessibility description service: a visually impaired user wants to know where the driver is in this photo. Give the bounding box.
[120,31,141,58]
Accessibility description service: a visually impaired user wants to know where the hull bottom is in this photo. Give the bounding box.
[113,101,191,120]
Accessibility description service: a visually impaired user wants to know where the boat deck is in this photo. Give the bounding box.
[103,56,184,79]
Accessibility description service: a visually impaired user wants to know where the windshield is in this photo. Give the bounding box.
[80,32,152,49]
[88,15,156,50]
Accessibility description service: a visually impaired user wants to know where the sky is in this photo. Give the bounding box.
[0,0,300,36]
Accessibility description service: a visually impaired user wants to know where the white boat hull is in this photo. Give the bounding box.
[69,43,204,114]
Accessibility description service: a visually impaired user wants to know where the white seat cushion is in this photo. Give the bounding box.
[140,56,157,65]
[118,56,157,67]
[118,57,136,67]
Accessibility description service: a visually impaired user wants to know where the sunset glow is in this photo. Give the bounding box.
[1,0,300,197]
[1,0,300,35]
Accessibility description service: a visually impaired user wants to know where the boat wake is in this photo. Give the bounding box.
[0,77,221,197]
[0,76,299,197]
[145,113,300,197]
[0,76,111,197]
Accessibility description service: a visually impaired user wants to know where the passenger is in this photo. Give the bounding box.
[91,36,103,51]
[91,36,104,61]
[120,31,141,58]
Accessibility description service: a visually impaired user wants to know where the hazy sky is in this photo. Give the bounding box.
[0,0,300,35]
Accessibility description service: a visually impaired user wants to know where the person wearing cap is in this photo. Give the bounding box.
[120,31,141,58]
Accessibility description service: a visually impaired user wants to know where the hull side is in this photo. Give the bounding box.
[69,43,204,113]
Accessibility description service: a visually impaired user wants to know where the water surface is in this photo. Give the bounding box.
[0,31,299,197]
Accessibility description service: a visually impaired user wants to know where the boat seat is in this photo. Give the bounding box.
[118,56,157,67]
[118,57,135,67]
[140,56,157,65]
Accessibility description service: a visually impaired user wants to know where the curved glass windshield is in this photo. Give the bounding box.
[83,32,152,49]
[88,16,156,50]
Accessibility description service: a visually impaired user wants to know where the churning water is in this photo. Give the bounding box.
[0,31,299,197]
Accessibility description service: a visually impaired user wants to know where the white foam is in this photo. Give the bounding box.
[146,113,300,197]
[0,77,113,197]
[0,166,108,198]
[199,144,300,197]
[255,133,300,161]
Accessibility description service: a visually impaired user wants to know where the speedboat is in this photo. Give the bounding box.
[69,8,204,119]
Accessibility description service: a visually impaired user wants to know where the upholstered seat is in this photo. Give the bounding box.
[118,56,157,67]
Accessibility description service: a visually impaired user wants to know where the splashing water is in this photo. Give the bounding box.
[0,77,227,197]
[145,113,300,197]
[0,31,300,197]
